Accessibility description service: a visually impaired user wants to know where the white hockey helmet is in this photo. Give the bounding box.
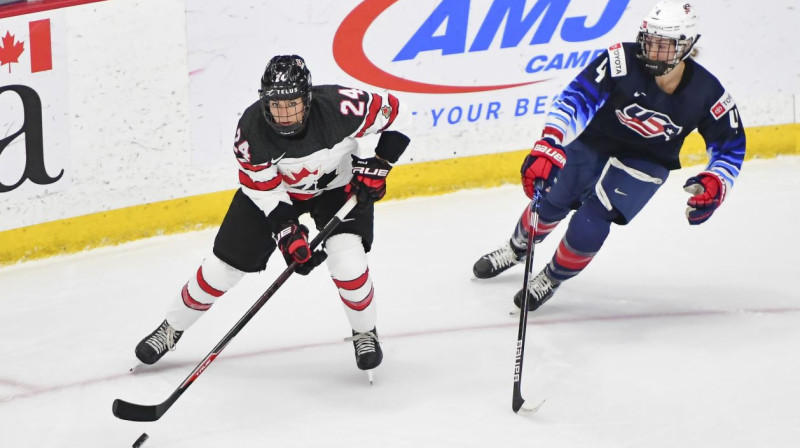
[636,1,700,76]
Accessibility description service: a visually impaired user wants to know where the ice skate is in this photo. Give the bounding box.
[135,320,183,365]
[346,327,383,371]
[514,268,561,311]
[473,241,526,279]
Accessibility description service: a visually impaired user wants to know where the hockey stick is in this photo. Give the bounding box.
[112,195,358,422]
[512,180,545,414]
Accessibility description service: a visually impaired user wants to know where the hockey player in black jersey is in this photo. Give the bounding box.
[473,0,745,311]
[135,55,410,373]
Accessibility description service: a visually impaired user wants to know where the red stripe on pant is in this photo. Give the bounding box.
[554,240,594,271]
[196,267,224,297]
[333,269,370,290]
[181,284,212,311]
[341,286,374,311]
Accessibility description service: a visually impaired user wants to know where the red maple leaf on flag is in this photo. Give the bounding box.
[0,31,25,73]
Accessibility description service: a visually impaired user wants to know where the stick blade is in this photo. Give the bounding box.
[112,398,162,422]
[512,395,525,413]
[520,399,545,414]
[513,397,545,414]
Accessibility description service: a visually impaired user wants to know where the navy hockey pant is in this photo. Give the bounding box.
[514,140,669,282]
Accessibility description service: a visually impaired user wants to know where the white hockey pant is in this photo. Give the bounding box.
[325,233,376,333]
[165,254,245,331]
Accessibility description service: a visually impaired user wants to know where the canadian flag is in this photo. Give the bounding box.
[0,19,52,73]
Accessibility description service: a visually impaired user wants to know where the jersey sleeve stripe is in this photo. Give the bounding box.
[238,160,272,172]
[355,93,383,138]
[542,125,565,143]
[378,93,400,132]
[239,170,282,191]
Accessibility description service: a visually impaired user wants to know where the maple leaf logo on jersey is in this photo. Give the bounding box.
[380,104,392,119]
[283,166,319,186]
[615,104,682,141]
[0,31,25,73]
[313,169,339,190]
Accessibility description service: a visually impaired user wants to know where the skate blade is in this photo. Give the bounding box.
[366,370,375,385]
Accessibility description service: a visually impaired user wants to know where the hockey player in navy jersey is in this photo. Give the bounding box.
[134,55,410,371]
[473,0,745,311]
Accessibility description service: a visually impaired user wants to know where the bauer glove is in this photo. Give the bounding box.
[683,171,727,225]
[521,137,566,198]
[274,221,327,275]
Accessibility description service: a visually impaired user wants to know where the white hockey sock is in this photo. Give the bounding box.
[165,254,245,331]
[325,233,376,333]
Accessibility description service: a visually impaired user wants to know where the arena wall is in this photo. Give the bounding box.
[1,0,797,265]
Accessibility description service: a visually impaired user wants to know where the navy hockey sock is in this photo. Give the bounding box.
[547,199,614,281]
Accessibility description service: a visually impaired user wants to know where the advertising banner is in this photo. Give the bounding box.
[186,0,646,166]
[186,0,798,168]
[0,11,70,202]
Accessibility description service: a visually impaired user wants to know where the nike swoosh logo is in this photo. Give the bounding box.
[633,92,646,97]
[271,153,286,165]
[614,188,628,196]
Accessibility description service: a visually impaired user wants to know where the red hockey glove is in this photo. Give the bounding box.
[521,137,566,198]
[345,155,392,205]
[683,171,727,225]
[276,221,311,263]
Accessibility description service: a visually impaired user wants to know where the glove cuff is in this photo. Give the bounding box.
[274,221,304,245]
[541,126,564,146]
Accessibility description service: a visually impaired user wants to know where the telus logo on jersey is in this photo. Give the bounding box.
[615,104,682,141]
[332,0,630,94]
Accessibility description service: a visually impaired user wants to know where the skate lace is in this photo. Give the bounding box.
[145,323,179,354]
[528,272,558,301]
[345,331,378,355]
[486,245,520,270]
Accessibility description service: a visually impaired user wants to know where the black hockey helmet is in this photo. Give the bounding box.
[259,55,312,136]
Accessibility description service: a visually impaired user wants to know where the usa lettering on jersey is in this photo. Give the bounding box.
[615,104,683,141]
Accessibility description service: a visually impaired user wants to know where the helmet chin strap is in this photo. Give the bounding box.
[636,33,699,77]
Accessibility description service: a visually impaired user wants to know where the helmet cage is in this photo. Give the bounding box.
[636,30,697,76]
[258,55,312,136]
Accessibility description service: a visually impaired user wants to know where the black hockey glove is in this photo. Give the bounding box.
[345,155,392,206]
[274,221,327,275]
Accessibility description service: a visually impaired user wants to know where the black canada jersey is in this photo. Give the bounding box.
[543,42,745,189]
[232,85,403,216]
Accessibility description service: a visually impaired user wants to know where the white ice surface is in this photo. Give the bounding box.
[1,157,799,447]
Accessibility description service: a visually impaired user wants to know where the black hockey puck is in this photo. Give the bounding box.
[132,432,149,448]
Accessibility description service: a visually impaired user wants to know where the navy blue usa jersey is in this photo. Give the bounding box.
[542,42,745,188]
